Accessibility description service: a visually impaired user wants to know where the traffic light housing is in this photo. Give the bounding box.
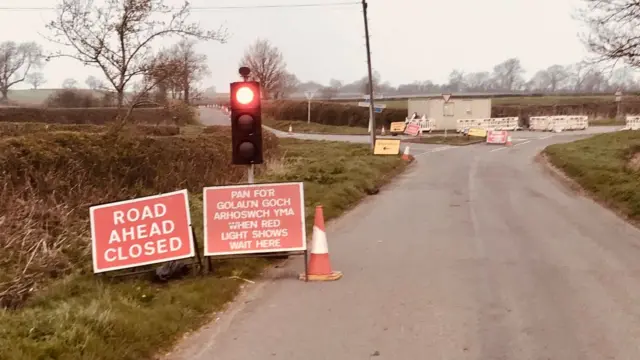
[230,81,263,165]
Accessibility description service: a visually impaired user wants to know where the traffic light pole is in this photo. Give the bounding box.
[248,164,254,184]
[362,0,376,151]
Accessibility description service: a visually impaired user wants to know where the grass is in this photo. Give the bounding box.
[403,135,486,146]
[544,130,640,223]
[589,119,627,126]
[0,133,408,360]
[264,119,383,135]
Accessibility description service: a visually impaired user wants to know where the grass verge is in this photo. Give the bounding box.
[544,130,640,223]
[264,119,384,135]
[0,134,408,360]
[403,135,485,146]
[590,119,627,126]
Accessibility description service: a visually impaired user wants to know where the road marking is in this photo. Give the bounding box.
[490,147,507,152]
[414,146,455,157]
[540,135,554,139]
[514,140,531,147]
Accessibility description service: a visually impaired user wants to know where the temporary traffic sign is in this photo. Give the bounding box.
[486,130,508,144]
[442,93,452,102]
[389,122,406,132]
[203,182,306,256]
[404,123,420,136]
[89,189,194,273]
[374,139,401,155]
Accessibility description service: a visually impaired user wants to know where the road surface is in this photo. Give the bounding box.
[165,121,640,360]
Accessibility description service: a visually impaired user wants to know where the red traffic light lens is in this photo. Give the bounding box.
[235,86,254,104]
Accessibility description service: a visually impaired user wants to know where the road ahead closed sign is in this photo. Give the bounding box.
[203,182,306,256]
[89,189,194,273]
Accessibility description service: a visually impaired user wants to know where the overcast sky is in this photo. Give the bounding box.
[1,0,590,91]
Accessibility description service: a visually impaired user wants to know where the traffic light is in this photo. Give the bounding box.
[230,81,263,165]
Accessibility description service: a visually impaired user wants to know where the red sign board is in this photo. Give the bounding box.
[203,182,307,256]
[486,130,508,144]
[404,123,420,136]
[90,190,194,273]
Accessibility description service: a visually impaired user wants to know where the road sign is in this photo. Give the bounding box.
[358,101,386,113]
[404,123,420,136]
[390,122,406,132]
[486,130,508,144]
[89,189,194,273]
[363,94,384,100]
[443,93,452,102]
[203,182,306,256]
[374,139,401,155]
[615,90,622,102]
[304,91,316,100]
[468,127,487,137]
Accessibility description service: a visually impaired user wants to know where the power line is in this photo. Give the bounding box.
[0,2,360,11]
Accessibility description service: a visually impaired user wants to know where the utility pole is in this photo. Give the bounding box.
[362,0,376,151]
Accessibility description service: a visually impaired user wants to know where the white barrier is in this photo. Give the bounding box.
[406,115,437,133]
[527,115,589,132]
[456,117,520,133]
[625,115,640,130]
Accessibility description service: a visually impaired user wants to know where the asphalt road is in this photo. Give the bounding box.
[169,109,640,359]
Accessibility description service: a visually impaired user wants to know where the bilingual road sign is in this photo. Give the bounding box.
[358,102,386,113]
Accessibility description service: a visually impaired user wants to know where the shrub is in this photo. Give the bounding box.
[0,122,181,137]
[0,106,199,126]
[261,100,406,127]
[0,129,280,308]
[45,89,102,108]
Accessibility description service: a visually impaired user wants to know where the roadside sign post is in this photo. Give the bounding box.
[616,90,623,120]
[442,93,452,138]
[305,90,316,124]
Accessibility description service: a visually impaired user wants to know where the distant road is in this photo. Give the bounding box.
[165,124,640,360]
[198,107,230,126]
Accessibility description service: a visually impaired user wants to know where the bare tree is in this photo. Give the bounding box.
[46,0,227,110]
[319,86,338,99]
[85,75,105,90]
[0,41,43,101]
[579,0,640,69]
[492,58,525,91]
[62,78,78,88]
[357,71,381,94]
[167,39,210,104]
[26,72,46,89]
[272,72,299,99]
[239,39,287,99]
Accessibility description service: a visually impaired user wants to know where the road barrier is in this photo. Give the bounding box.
[405,115,436,133]
[528,115,589,132]
[624,115,640,130]
[456,117,519,133]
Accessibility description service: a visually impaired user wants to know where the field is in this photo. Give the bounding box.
[544,130,640,224]
[0,120,409,359]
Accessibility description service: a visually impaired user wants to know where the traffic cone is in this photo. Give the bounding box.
[402,145,410,160]
[299,206,342,282]
[381,126,386,135]
[506,133,512,146]
[288,124,293,134]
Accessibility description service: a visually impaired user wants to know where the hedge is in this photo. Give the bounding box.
[0,107,197,126]
[0,128,279,308]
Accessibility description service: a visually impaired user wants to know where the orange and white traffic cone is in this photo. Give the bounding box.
[288,124,293,134]
[401,145,410,160]
[299,205,342,282]
[381,126,386,135]
[506,133,512,146]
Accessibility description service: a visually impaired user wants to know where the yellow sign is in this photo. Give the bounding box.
[467,127,487,137]
[374,139,401,155]
[389,122,406,132]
